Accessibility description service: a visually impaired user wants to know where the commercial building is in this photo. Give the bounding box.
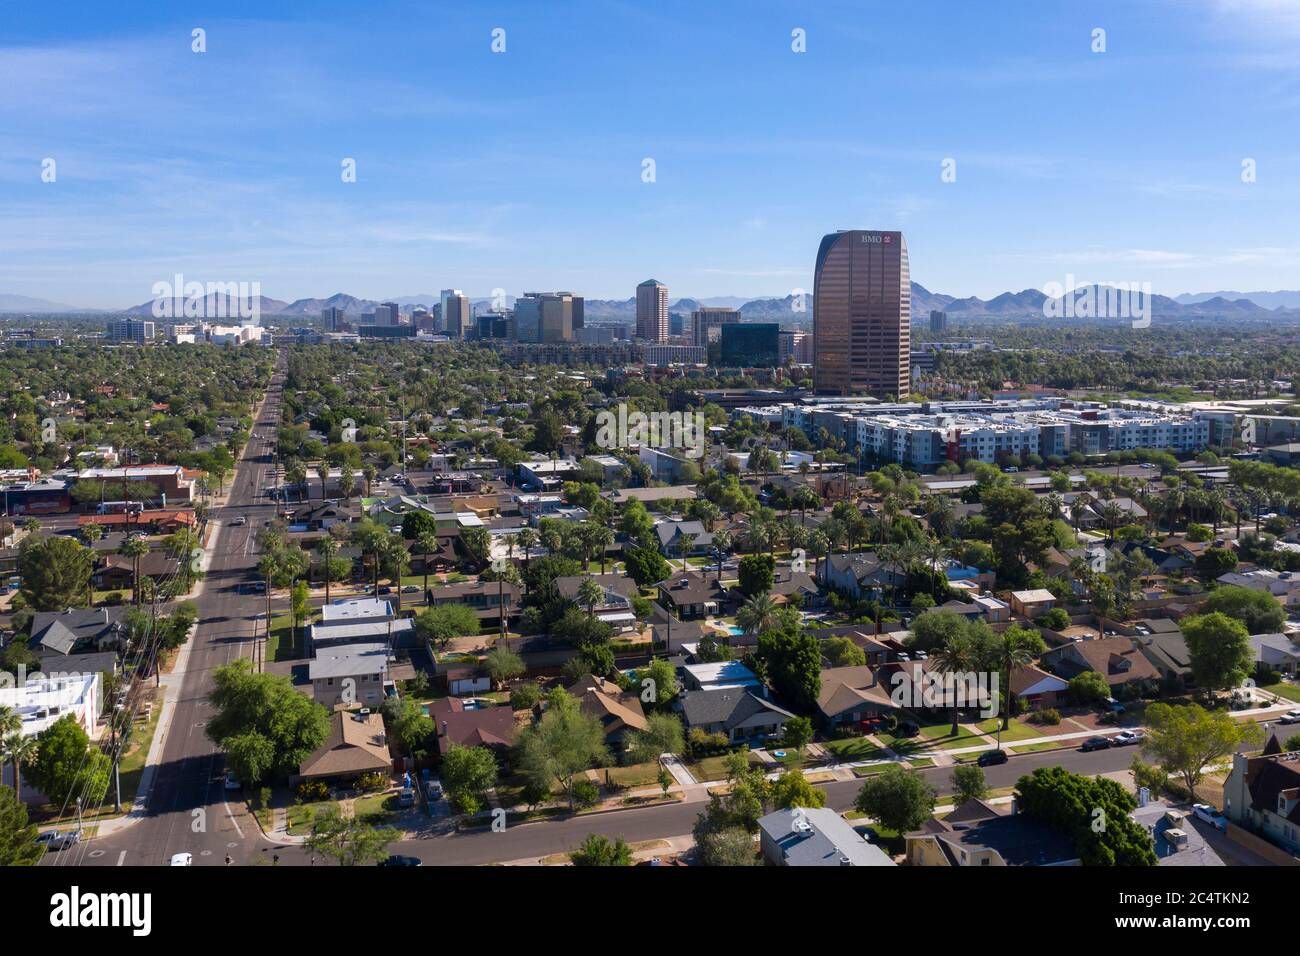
[321,306,345,331]
[813,229,910,398]
[636,279,669,342]
[106,318,155,344]
[929,309,948,333]
[515,291,577,344]
[0,672,101,740]
[642,343,707,367]
[719,323,780,368]
[439,290,472,338]
[692,307,740,346]
[778,329,813,365]
[374,302,400,326]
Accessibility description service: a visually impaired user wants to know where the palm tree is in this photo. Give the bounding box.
[578,578,604,620]
[362,464,377,497]
[338,469,356,499]
[415,529,439,601]
[676,532,696,571]
[1,732,38,798]
[932,633,980,736]
[736,592,779,640]
[516,527,538,576]
[589,524,614,574]
[0,705,20,737]
[315,462,330,501]
[286,461,307,503]
[120,537,150,606]
[314,536,340,604]
[990,628,1043,730]
[712,529,732,581]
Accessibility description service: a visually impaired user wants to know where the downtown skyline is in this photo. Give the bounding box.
[4,0,1300,308]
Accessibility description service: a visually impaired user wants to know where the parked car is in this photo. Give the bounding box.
[1113,730,1145,746]
[36,829,81,851]
[1080,736,1112,752]
[401,585,420,594]
[424,780,444,802]
[1192,803,1228,831]
[1105,698,1126,715]
[378,855,423,867]
[224,771,241,791]
[170,852,193,866]
[398,788,416,808]
[977,749,1008,766]
[1278,709,1300,725]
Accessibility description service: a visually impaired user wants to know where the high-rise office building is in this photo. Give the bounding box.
[778,329,813,365]
[929,309,947,333]
[636,279,669,342]
[374,302,400,325]
[813,229,910,397]
[692,307,740,346]
[513,292,576,343]
[106,317,155,343]
[321,306,344,331]
[440,290,472,338]
[720,323,780,367]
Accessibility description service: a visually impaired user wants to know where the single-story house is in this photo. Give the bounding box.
[1009,664,1069,710]
[906,798,1080,866]
[816,665,899,729]
[759,807,896,867]
[1009,589,1056,619]
[566,674,648,746]
[298,710,393,783]
[678,687,794,744]
[1040,636,1161,692]
[429,697,516,756]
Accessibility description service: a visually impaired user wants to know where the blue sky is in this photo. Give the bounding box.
[3,0,1300,307]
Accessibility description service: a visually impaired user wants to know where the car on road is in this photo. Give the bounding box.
[1112,730,1145,746]
[378,855,423,866]
[1278,709,1300,725]
[224,771,241,791]
[977,749,1008,766]
[230,516,246,526]
[248,581,266,593]
[401,585,420,594]
[36,829,81,851]
[1192,803,1228,831]
[1080,735,1112,752]
[170,852,193,866]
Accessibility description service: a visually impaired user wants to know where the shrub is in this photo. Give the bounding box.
[104,591,124,606]
[296,780,329,802]
[572,779,600,808]
[686,727,730,758]
[510,682,542,710]
[355,771,387,792]
[1027,707,1061,726]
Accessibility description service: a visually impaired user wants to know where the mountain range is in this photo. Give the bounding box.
[3,285,1299,322]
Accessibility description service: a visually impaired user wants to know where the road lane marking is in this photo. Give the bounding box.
[116,851,126,866]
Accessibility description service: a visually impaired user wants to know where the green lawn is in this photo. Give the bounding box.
[822,736,889,762]
[975,718,1043,742]
[1012,739,1072,754]
[852,762,897,777]
[918,722,989,750]
[906,756,935,768]
[603,762,665,789]
[1264,682,1300,703]
[352,792,400,823]
[265,613,313,662]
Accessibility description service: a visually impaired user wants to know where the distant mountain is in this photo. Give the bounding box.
[124,293,290,317]
[17,282,1300,323]
[1176,290,1300,310]
[0,293,100,314]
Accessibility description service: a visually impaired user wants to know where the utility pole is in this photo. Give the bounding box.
[151,587,160,687]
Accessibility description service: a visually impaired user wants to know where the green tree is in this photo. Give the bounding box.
[623,712,685,764]
[755,625,822,712]
[782,715,814,752]
[769,768,826,809]
[28,714,111,807]
[637,657,680,706]
[623,545,671,588]
[1068,670,1111,705]
[484,645,524,689]
[206,660,330,785]
[18,535,93,611]
[854,765,936,833]
[0,785,42,866]
[441,745,499,815]
[1015,765,1156,866]
[1200,585,1285,635]
[414,603,481,651]
[1141,702,1263,800]
[1181,612,1255,696]
[693,826,758,866]
[737,553,775,597]
[569,833,633,866]
[385,698,436,758]
[822,635,866,668]
[514,688,609,808]
[305,805,399,866]
[951,764,989,805]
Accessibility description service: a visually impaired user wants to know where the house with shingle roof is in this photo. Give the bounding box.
[816,665,899,729]
[565,674,648,746]
[297,710,393,782]
[429,697,516,756]
[905,799,1080,866]
[678,686,794,743]
[1040,635,1161,692]
[1223,738,1300,857]
[28,608,128,667]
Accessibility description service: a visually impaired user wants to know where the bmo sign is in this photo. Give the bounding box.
[861,233,893,244]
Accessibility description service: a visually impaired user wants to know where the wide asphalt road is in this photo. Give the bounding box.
[49,354,285,868]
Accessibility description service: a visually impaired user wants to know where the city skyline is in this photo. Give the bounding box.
[4,1,1300,307]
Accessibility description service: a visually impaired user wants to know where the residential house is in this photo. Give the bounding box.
[905,799,1080,866]
[28,608,128,671]
[1250,632,1300,676]
[1009,664,1069,710]
[0,672,101,739]
[309,642,390,709]
[821,552,904,601]
[768,568,822,609]
[1009,588,1056,619]
[426,579,522,623]
[297,710,393,784]
[680,660,761,692]
[1040,636,1161,693]
[1222,739,1300,857]
[678,687,794,743]
[429,697,515,757]
[654,519,714,558]
[444,665,492,697]
[92,551,179,590]
[656,571,729,621]
[1130,802,1227,866]
[1129,619,1193,685]
[816,665,899,730]
[566,674,648,746]
[758,807,896,867]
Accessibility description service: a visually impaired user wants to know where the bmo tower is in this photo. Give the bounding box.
[813,229,911,398]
